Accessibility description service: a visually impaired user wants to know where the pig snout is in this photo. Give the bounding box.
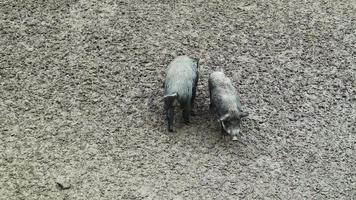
[232,129,241,141]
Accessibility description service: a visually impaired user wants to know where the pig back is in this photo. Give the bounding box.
[209,72,241,116]
[165,56,198,101]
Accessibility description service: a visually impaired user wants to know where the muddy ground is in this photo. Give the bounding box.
[0,0,355,199]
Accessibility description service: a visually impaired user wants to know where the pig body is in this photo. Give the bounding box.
[208,71,248,140]
[164,56,199,132]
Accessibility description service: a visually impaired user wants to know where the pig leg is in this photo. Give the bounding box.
[219,122,230,141]
[209,89,214,112]
[190,73,199,116]
[166,107,174,131]
[220,121,225,134]
[208,80,213,111]
[220,121,230,135]
[165,100,174,132]
[182,102,192,125]
[190,85,197,116]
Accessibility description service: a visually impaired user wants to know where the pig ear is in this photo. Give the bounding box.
[239,112,249,118]
[219,113,230,122]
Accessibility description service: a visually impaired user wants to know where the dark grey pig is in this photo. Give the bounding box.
[209,71,249,140]
[163,56,199,132]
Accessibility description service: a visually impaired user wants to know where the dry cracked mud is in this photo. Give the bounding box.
[0,0,355,199]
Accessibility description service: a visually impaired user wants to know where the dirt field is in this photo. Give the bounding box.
[1,0,355,199]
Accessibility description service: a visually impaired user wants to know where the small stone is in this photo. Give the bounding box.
[56,177,71,190]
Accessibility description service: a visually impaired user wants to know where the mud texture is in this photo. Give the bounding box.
[1,0,355,199]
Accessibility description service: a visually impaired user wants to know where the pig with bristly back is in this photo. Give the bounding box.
[163,55,199,132]
[209,71,249,140]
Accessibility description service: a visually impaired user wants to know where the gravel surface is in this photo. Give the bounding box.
[1,0,355,199]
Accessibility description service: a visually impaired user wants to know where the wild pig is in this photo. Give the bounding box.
[163,56,199,132]
[208,71,249,140]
